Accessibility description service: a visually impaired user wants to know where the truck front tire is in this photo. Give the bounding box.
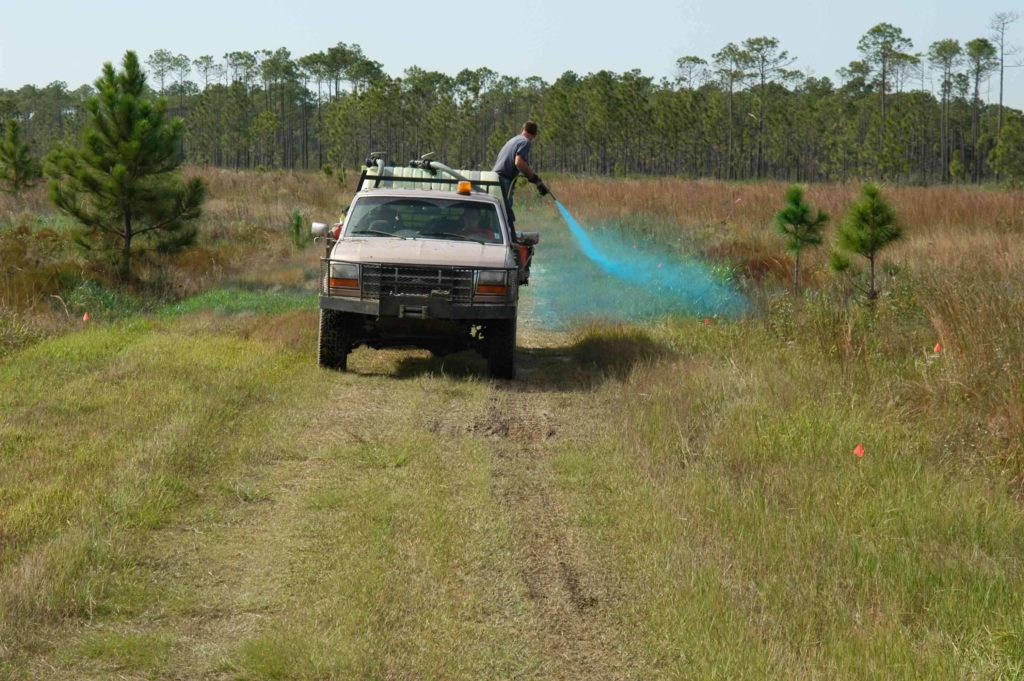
[318,309,352,371]
[486,319,517,380]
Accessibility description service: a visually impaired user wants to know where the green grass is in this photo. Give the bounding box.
[3,297,1024,678]
[0,319,314,634]
[63,280,150,318]
[225,432,541,680]
[159,287,315,317]
[552,318,1024,678]
[72,630,174,674]
[0,317,546,678]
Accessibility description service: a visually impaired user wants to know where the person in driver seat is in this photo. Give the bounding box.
[457,208,497,241]
[364,205,400,233]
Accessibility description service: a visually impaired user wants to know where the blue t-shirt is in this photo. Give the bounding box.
[492,134,532,179]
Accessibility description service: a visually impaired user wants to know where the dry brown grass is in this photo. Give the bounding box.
[188,166,354,227]
[550,176,1024,281]
[553,176,1024,234]
[0,184,52,217]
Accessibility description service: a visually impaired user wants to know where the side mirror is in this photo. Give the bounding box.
[311,221,329,237]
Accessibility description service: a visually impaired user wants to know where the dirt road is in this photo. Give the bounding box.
[13,316,640,679]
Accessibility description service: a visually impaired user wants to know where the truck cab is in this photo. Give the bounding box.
[313,156,538,379]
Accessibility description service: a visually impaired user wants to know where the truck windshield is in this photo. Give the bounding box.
[344,197,503,244]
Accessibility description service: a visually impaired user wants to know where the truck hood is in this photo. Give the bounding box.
[331,238,510,268]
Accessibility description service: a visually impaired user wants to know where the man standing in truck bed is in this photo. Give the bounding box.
[492,120,549,229]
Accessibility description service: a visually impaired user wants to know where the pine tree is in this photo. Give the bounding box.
[0,119,41,195]
[928,39,962,184]
[775,184,829,293]
[964,38,998,181]
[834,183,902,301]
[990,112,1024,184]
[47,51,205,281]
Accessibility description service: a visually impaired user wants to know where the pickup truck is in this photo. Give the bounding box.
[312,155,538,379]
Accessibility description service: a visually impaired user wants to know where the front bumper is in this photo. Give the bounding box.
[319,259,517,320]
[319,294,516,320]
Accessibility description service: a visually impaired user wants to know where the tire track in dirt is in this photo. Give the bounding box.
[431,338,632,680]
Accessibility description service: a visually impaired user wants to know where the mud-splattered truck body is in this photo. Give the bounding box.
[312,157,537,379]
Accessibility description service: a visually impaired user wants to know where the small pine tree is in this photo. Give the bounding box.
[834,183,902,302]
[0,120,41,195]
[288,209,310,249]
[774,184,829,293]
[47,51,205,282]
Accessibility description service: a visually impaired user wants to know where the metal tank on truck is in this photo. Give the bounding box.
[311,153,539,379]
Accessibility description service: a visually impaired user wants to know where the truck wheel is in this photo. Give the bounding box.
[486,319,517,380]
[318,309,351,371]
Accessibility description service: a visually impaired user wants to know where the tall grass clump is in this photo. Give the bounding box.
[916,263,1024,480]
[0,217,83,310]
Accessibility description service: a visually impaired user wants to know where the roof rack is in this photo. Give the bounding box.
[357,153,507,201]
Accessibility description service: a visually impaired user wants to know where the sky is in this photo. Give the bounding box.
[1,0,1021,108]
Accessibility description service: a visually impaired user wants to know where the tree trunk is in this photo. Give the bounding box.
[868,253,877,302]
[794,251,801,295]
[972,74,981,183]
[120,216,133,282]
[726,84,734,180]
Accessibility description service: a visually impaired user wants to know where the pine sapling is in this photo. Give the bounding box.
[288,210,311,249]
[834,183,902,302]
[0,120,41,195]
[774,184,828,293]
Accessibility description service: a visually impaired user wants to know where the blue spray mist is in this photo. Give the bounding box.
[532,200,747,323]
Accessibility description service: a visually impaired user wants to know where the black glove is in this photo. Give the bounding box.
[536,181,550,196]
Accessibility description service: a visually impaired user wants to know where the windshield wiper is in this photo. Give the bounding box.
[351,229,406,239]
[422,232,486,244]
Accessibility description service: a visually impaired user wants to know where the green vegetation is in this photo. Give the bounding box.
[0,119,41,195]
[1,14,1022,183]
[47,51,206,282]
[160,287,314,316]
[990,111,1024,183]
[833,183,904,301]
[287,209,310,249]
[774,184,828,293]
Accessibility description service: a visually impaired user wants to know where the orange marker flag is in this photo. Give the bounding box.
[933,343,942,353]
[853,443,865,457]
[82,312,90,322]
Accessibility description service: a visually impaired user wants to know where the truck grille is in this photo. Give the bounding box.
[360,264,475,303]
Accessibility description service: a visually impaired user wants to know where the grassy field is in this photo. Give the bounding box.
[1,171,1023,679]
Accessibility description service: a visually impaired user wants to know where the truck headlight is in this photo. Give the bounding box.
[475,270,507,296]
[328,262,359,290]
